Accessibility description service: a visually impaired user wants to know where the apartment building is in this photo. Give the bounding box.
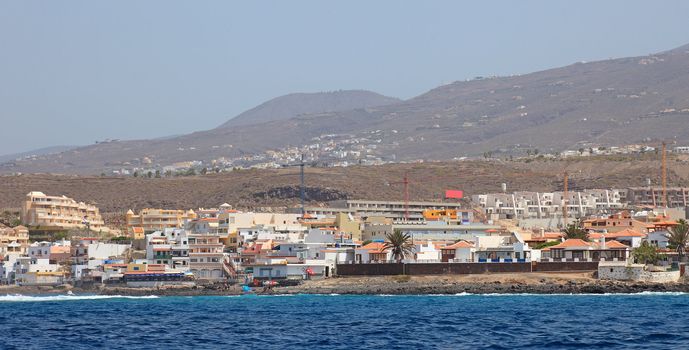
[126,208,197,237]
[188,232,225,280]
[21,192,109,232]
[0,225,29,257]
[305,199,470,222]
[472,189,626,220]
[626,187,689,208]
[145,228,190,272]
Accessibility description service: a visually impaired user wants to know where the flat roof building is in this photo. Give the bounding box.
[21,192,109,233]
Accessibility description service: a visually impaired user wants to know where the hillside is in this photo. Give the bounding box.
[217,90,400,128]
[0,145,78,164]
[2,155,687,216]
[4,43,689,175]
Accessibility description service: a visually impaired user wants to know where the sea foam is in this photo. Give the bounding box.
[0,294,159,302]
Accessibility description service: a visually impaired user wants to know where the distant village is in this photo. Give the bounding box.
[106,142,689,178]
[1,184,688,289]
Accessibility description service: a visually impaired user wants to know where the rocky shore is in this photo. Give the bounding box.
[3,273,689,296]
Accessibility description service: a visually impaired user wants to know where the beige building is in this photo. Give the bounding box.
[0,225,30,256]
[188,232,225,280]
[21,192,109,233]
[126,208,197,237]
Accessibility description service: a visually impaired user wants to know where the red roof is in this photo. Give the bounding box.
[596,240,629,249]
[443,241,474,250]
[550,239,591,249]
[589,229,646,239]
[360,242,388,253]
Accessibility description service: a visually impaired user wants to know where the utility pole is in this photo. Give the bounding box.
[300,154,305,215]
[562,171,568,227]
[283,154,306,216]
[662,142,668,208]
[389,172,411,220]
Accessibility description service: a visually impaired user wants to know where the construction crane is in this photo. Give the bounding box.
[283,154,306,216]
[661,141,668,208]
[387,171,412,220]
[386,171,466,221]
[562,171,569,227]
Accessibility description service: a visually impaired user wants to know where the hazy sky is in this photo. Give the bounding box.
[2,1,689,155]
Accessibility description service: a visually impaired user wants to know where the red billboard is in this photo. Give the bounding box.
[445,190,463,199]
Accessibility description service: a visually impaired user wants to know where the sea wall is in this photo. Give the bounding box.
[532,261,599,272]
[598,262,680,283]
[336,261,600,276]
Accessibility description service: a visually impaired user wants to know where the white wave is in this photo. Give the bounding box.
[0,294,159,302]
[470,292,689,297]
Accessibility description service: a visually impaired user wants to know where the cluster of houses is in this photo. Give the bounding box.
[0,191,686,287]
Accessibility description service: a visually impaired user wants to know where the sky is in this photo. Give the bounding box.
[1,1,689,155]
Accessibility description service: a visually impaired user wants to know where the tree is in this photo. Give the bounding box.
[155,170,161,178]
[632,241,662,265]
[201,167,207,175]
[667,219,689,261]
[381,229,415,262]
[133,171,139,178]
[146,171,153,178]
[562,222,589,241]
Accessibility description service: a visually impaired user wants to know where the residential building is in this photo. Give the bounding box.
[472,189,626,220]
[301,199,470,222]
[0,225,29,257]
[126,208,197,237]
[440,241,475,262]
[21,191,109,233]
[546,238,629,261]
[188,232,225,280]
[583,211,652,233]
[626,187,689,208]
[145,228,190,272]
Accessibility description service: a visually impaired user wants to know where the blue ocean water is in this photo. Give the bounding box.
[1,293,688,349]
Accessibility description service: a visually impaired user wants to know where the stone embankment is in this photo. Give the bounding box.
[275,273,689,295]
[4,273,689,296]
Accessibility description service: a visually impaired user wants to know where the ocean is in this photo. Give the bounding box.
[1,293,688,349]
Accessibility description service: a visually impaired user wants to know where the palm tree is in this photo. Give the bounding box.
[562,222,589,241]
[632,241,661,265]
[667,219,689,261]
[382,229,415,262]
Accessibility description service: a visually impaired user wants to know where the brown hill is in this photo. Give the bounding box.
[4,44,689,175]
[2,155,687,216]
[217,90,400,128]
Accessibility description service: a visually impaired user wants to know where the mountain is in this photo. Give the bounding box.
[4,43,689,175]
[218,90,401,128]
[0,145,79,164]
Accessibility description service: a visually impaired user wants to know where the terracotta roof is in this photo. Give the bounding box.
[360,242,388,253]
[550,239,591,249]
[595,228,646,238]
[443,241,474,249]
[595,240,629,249]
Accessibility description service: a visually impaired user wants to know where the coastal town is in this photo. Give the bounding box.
[1,182,688,293]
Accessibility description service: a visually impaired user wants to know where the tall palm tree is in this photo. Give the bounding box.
[667,219,689,261]
[382,229,415,262]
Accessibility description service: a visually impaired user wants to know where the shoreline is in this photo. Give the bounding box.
[3,273,689,296]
